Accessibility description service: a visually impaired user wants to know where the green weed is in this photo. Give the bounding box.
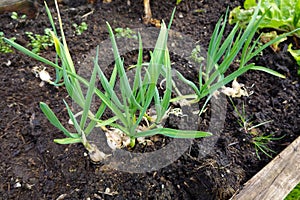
[25,28,53,54]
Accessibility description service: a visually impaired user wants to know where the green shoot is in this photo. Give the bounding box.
[229,97,272,133]
[114,27,137,39]
[252,133,284,160]
[189,45,205,64]
[0,32,15,53]
[176,0,183,5]
[73,22,88,35]
[11,11,26,21]
[229,0,300,75]
[230,98,284,159]
[175,1,294,107]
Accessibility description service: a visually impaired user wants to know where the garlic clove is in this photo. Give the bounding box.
[39,68,52,82]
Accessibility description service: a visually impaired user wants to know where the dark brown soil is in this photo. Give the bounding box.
[1,0,299,199]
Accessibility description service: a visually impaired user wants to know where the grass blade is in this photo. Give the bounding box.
[44,1,57,35]
[106,22,142,111]
[132,32,144,104]
[3,38,59,68]
[62,59,85,108]
[80,59,98,129]
[135,127,212,138]
[54,138,82,144]
[158,49,172,122]
[40,102,80,138]
[85,65,118,135]
[249,65,285,78]
[63,99,82,134]
[176,70,201,97]
[92,116,119,127]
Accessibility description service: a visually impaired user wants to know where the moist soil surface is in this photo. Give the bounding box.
[1,0,300,199]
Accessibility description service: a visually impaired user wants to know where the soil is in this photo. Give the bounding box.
[0,0,300,199]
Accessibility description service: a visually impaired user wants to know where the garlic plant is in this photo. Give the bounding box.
[4,1,211,162]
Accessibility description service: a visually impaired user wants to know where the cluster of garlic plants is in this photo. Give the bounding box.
[4,0,292,162]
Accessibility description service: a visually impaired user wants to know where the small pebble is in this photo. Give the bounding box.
[14,182,21,188]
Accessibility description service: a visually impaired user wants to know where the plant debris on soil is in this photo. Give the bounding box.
[0,0,299,199]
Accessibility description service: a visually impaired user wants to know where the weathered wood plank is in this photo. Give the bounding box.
[231,136,300,200]
[0,0,37,18]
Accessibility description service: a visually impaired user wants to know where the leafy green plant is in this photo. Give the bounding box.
[25,28,53,53]
[3,1,211,162]
[229,0,300,35]
[229,0,300,75]
[11,11,26,21]
[174,1,289,107]
[114,27,137,39]
[73,22,88,35]
[0,32,15,53]
[285,182,300,200]
[230,98,283,159]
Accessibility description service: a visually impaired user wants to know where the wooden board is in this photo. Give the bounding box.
[231,136,300,200]
[0,0,37,18]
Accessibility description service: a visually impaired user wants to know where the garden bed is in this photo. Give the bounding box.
[0,0,299,199]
